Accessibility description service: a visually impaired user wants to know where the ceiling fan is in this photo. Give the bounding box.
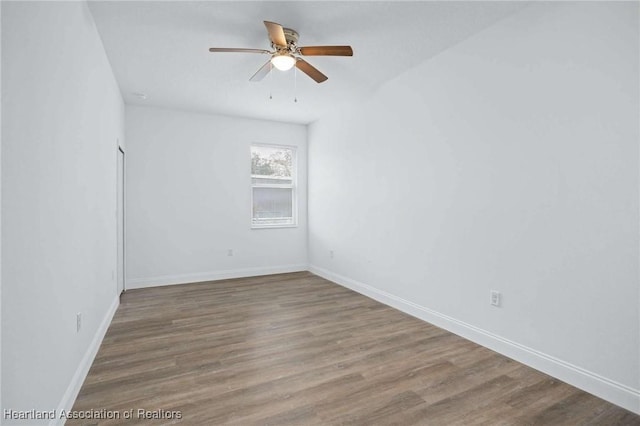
[209,21,353,83]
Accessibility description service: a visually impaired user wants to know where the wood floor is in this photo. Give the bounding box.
[71,272,640,425]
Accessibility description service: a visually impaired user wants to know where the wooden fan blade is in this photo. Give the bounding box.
[299,46,353,56]
[264,21,287,47]
[250,60,273,82]
[209,48,271,54]
[295,59,328,83]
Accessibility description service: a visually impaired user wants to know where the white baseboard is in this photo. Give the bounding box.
[51,295,120,426]
[127,264,309,289]
[308,264,640,415]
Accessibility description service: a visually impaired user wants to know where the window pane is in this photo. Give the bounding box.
[250,144,296,228]
[251,146,293,178]
[252,187,293,223]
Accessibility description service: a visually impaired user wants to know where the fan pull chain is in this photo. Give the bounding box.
[294,65,298,103]
[269,64,273,100]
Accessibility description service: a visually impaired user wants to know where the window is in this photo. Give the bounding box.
[251,144,297,228]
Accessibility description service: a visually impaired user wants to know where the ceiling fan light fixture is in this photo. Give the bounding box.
[271,54,296,71]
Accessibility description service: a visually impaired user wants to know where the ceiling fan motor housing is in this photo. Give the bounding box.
[272,27,299,53]
[283,28,299,44]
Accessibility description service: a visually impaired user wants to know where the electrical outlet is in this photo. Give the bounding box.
[329,250,334,259]
[76,313,82,332]
[227,249,233,257]
[490,290,501,307]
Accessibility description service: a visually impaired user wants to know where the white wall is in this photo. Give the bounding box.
[2,2,124,424]
[308,2,639,413]
[125,106,307,288]
[0,0,3,418]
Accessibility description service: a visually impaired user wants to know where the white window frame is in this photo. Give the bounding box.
[250,143,298,229]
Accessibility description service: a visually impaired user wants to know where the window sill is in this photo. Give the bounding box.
[251,223,298,229]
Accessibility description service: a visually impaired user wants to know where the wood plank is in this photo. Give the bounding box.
[69,272,640,425]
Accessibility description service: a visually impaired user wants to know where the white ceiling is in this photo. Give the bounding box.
[88,1,529,124]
